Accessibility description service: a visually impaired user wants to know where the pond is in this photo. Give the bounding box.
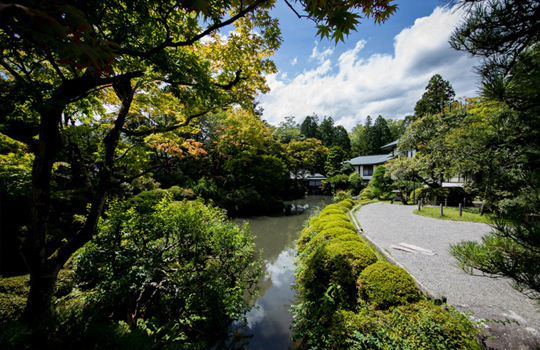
[233,195,334,349]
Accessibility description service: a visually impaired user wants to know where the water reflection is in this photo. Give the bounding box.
[233,195,333,350]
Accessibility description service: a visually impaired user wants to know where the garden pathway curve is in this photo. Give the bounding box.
[354,202,540,348]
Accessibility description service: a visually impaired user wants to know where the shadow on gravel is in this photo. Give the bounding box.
[454,304,540,350]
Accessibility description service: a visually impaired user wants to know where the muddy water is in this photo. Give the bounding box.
[233,195,333,349]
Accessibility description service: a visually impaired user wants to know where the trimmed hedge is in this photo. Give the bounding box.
[320,204,347,213]
[338,199,354,211]
[298,241,377,310]
[293,200,479,349]
[297,226,320,254]
[317,213,349,223]
[319,209,348,218]
[357,261,421,310]
[319,226,357,237]
[319,220,357,232]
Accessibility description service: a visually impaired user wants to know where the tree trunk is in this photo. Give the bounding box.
[20,102,64,326]
[20,79,135,329]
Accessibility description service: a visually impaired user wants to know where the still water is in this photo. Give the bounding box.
[233,195,334,350]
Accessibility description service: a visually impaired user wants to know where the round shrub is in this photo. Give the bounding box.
[321,204,347,213]
[358,261,421,310]
[324,241,377,283]
[334,190,352,202]
[319,220,357,232]
[330,233,363,245]
[298,241,377,308]
[319,226,357,237]
[338,199,354,210]
[319,209,347,218]
[317,213,349,223]
[359,187,374,200]
[304,230,364,258]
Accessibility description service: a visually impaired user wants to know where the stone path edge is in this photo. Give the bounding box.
[350,201,445,303]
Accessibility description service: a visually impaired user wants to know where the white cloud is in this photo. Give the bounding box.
[260,7,480,130]
[309,41,335,63]
[291,57,298,66]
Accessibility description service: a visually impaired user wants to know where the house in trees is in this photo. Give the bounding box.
[347,154,394,180]
[376,141,472,187]
[347,140,414,181]
[302,173,326,194]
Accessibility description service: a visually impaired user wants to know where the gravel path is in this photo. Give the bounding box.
[355,202,540,331]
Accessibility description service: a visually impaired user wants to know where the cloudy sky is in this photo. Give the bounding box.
[258,0,481,130]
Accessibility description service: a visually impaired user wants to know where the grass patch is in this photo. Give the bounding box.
[413,206,495,224]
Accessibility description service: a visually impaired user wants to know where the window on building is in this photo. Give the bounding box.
[309,180,322,187]
[363,165,373,176]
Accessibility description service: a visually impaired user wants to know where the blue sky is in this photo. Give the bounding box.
[258,0,481,130]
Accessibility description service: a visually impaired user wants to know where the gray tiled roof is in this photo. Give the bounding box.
[381,140,398,149]
[304,173,326,180]
[347,153,394,166]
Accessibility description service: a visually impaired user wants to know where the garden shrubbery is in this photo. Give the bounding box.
[0,196,261,349]
[411,187,472,206]
[292,199,480,349]
[358,261,421,310]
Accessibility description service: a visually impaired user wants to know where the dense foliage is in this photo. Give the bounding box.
[350,115,401,156]
[0,197,261,349]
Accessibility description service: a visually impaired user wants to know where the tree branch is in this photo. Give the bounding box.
[121,108,216,137]
[117,0,271,58]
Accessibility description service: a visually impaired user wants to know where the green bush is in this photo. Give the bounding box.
[379,192,394,201]
[330,301,480,350]
[334,190,352,202]
[0,293,26,324]
[297,226,320,254]
[298,241,377,303]
[73,198,262,347]
[167,185,195,200]
[317,213,349,223]
[359,187,374,200]
[329,309,383,349]
[55,269,76,298]
[319,208,347,218]
[319,220,357,232]
[0,276,29,297]
[338,198,354,210]
[358,261,421,310]
[126,188,168,213]
[302,230,364,259]
[321,204,347,213]
[319,226,358,237]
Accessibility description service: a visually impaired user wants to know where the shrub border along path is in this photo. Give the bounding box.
[354,202,540,349]
[350,201,442,302]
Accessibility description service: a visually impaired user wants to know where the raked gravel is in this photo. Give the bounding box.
[355,202,540,330]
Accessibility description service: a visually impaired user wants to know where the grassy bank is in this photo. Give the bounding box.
[413,206,494,224]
